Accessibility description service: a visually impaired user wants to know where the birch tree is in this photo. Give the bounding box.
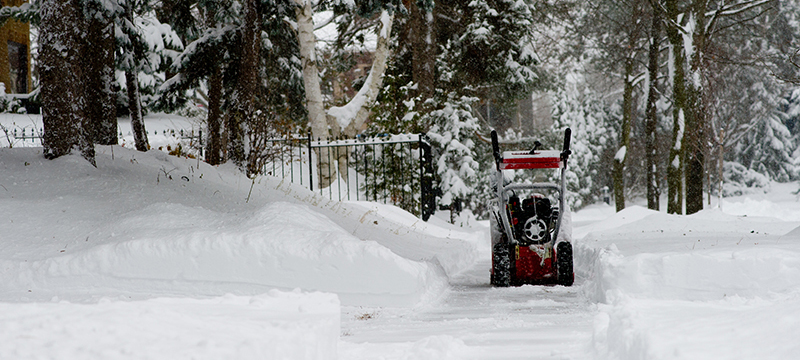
[294,0,397,187]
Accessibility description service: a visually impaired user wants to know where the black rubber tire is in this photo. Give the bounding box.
[556,241,574,286]
[492,242,512,287]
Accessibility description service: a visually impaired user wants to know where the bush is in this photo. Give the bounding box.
[722,161,770,197]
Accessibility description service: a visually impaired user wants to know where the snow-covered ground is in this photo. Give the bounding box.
[2,115,800,359]
[579,188,800,360]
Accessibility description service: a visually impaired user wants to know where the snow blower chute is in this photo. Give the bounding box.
[490,128,573,287]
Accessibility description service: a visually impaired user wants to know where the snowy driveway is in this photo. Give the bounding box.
[340,259,593,360]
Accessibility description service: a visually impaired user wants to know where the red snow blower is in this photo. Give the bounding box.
[489,128,574,287]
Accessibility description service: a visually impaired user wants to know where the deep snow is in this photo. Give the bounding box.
[2,115,800,359]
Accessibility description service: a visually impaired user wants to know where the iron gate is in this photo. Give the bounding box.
[262,132,435,221]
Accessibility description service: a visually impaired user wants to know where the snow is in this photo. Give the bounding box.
[614,146,626,162]
[3,114,800,359]
[0,291,339,360]
[578,185,800,359]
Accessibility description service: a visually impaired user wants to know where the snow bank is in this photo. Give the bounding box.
[1,201,443,307]
[0,291,340,360]
[576,203,800,360]
[249,175,484,280]
[0,147,457,307]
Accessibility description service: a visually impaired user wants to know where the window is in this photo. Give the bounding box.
[8,40,27,94]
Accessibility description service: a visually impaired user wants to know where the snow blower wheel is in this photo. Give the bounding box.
[556,241,574,286]
[491,242,512,287]
[488,128,573,287]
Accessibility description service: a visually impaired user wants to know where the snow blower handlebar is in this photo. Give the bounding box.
[491,129,516,244]
[491,130,501,171]
[561,128,572,164]
[553,127,571,244]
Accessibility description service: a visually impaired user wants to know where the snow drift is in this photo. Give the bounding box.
[576,202,800,360]
[0,145,484,359]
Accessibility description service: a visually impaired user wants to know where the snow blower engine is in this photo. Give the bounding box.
[489,128,574,287]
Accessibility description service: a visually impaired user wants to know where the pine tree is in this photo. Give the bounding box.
[736,101,796,182]
[550,69,617,209]
[423,95,481,211]
[439,0,543,106]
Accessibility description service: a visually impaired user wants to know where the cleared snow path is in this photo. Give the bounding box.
[340,259,593,360]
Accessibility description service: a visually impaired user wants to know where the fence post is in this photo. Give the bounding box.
[419,133,434,221]
[308,131,313,191]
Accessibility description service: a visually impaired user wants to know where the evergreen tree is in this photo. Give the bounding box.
[439,0,543,107]
[550,69,617,209]
[736,97,796,181]
[422,95,481,211]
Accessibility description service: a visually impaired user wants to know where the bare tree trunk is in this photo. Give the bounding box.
[39,0,95,165]
[234,0,261,176]
[127,70,149,152]
[85,10,118,145]
[204,8,223,165]
[684,1,708,215]
[295,2,394,189]
[645,0,662,211]
[125,3,149,152]
[717,132,724,210]
[295,1,327,140]
[665,0,685,214]
[613,56,634,212]
[205,66,223,165]
[410,1,435,101]
[295,1,332,187]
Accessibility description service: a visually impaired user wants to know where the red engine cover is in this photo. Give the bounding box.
[514,245,556,282]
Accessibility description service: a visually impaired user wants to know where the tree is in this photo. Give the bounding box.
[156,0,234,164]
[408,0,435,101]
[423,95,481,212]
[118,0,152,152]
[225,0,261,173]
[39,0,95,164]
[85,0,119,145]
[158,0,303,172]
[644,0,663,210]
[579,0,649,212]
[295,0,399,187]
[550,67,617,209]
[663,0,688,214]
[662,0,778,214]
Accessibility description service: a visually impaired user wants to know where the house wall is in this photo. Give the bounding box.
[0,0,31,94]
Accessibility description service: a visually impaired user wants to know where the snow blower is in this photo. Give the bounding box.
[490,128,573,287]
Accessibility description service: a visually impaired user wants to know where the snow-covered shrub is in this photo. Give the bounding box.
[722,161,770,197]
[0,83,25,114]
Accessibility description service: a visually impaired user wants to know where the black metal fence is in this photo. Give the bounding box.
[0,123,436,220]
[262,133,435,221]
[1,126,42,145]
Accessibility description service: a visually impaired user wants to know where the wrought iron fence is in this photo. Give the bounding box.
[0,122,436,221]
[0,126,42,146]
[261,133,435,221]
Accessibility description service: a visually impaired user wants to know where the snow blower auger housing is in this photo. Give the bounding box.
[489,128,574,287]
